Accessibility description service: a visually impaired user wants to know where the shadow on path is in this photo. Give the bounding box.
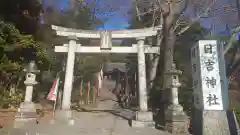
[72,105,135,121]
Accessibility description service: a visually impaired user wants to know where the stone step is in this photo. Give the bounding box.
[15,112,36,118]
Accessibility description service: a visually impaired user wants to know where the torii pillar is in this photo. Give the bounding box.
[131,37,155,127]
[54,39,77,125]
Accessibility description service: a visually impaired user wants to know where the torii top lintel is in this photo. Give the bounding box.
[51,25,162,39]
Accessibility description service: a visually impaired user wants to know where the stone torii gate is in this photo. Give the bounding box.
[52,25,161,127]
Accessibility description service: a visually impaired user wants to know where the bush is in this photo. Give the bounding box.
[0,90,24,108]
[179,87,193,116]
[234,108,240,123]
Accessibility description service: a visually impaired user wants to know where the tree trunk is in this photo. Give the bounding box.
[148,0,187,91]
[163,29,176,88]
[57,89,62,109]
[148,54,159,89]
[124,72,130,96]
[236,0,240,20]
[92,81,97,106]
[114,70,121,94]
[161,29,176,106]
[79,78,84,105]
[9,84,16,97]
[86,81,91,104]
[147,30,163,90]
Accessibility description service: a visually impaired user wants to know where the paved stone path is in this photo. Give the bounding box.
[8,79,172,135]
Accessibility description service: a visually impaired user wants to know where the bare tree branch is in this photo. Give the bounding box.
[176,0,216,35]
[135,0,142,22]
[164,0,189,31]
[135,7,161,17]
[224,25,240,54]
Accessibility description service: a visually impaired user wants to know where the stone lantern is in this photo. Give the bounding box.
[167,63,182,106]
[15,61,40,125]
[164,63,188,134]
[23,61,40,103]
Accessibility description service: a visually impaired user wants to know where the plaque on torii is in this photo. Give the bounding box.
[100,31,112,50]
[52,25,162,127]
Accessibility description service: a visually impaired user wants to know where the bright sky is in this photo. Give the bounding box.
[92,0,133,30]
[44,0,132,30]
[101,6,131,30]
[43,0,238,36]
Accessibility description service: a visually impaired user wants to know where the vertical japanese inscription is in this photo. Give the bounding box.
[193,80,198,89]
[192,41,225,110]
[191,45,202,109]
[204,59,215,71]
[204,44,213,54]
[192,64,196,73]
[205,77,216,88]
[200,41,223,110]
[206,94,219,106]
[203,44,219,107]
[192,48,196,58]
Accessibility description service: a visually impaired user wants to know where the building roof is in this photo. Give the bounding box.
[103,62,127,73]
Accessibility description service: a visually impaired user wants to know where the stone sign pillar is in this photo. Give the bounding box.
[164,63,188,134]
[15,61,40,128]
[131,37,155,128]
[191,40,230,135]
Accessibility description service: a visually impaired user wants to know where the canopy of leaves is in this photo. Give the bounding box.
[0,20,47,88]
[0,0,42,34]
[35,3,106,83]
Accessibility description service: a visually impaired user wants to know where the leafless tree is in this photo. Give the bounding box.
[132,0,240,90]
[133,0,213,89]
